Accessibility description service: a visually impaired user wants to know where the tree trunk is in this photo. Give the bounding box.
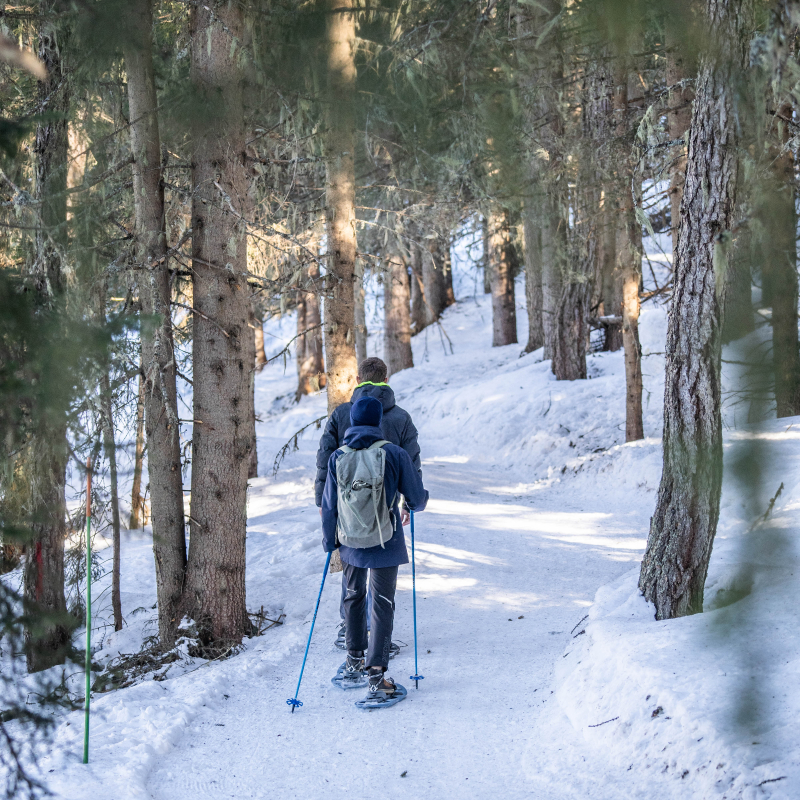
[639,0,751,620]
[666,28,695,263]
[599,195,622,351]
[423,235,453,326]
[129,369,146,530]
[322,0,358,413]
[409,240,426,333]
[297,248,326,399]
[185,1,251,646]
[720,248,754,343]
[99,373,123,632]
[541,192,567,364]
[354,260,368,364]
[296,289,308,394]
[247,303,258,480]
[771,103,800,417]
[481,216,491,294]
[384,251,414,376]
[253,306,267,373]
[487,210,519,347]
[25,0,71,673]
[614,70,644,442]
[444,240,456,307]
[551,233,593,381]
[522,196,545,353]
[124,0,186,648]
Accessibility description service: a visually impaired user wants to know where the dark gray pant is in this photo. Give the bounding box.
[340,573,371,630]
[342,563,398,670]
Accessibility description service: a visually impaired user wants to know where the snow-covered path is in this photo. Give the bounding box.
[143,442,657,800]
[36,289,797,800]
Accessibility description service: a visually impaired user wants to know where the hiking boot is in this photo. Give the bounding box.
[335,621,346,650]
[343,651,365,680]
[367,667,397,700]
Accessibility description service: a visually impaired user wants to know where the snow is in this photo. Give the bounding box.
[5,257,799,799]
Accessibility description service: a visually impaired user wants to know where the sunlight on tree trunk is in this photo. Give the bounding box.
[323,0,358,412]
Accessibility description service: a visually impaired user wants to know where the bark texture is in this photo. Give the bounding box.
[247,302,258,480]
[614,70,644,442]
[124,0,186,648]
[185,1,251,645]
[354,260,367,364]
[481,216,491,295]
[296,259,326,399]
[24,0,71,672]
[598,195,622,351]
[551,235,593,381]
[666,29,695,261]
[423,236,453,326]
[409,240,426,333]
[541,194,567,363]
[522,197,545,353]
[322,0,358,412]
[100,373,123,632]
[384,251,414,376]
[639,0,750,619]
[487,210,519,347]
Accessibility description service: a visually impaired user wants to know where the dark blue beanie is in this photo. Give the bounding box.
[350,396,383,428]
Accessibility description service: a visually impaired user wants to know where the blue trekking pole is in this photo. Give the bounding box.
[287,551,332,712]
[409,511,424,689]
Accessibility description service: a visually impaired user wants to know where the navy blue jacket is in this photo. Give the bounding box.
[322,425,429,569]
[315,383,421,507]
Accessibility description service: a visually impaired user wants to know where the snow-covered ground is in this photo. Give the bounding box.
[5,260,798,799]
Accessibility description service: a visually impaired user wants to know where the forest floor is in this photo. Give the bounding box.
[13,274,799,800]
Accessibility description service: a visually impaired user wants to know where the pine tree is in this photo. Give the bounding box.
[123,0,187,647]
[184,1,252,645]
[24,0,72,672]
[322,0,359,412]
[640,0,754,619]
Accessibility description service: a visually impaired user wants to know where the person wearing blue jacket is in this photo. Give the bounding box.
[322,396,428,701]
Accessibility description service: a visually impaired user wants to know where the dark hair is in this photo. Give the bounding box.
[358,357,388,383]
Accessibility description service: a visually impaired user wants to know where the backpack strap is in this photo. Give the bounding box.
[338,445,353,453]
[368,440,389,450]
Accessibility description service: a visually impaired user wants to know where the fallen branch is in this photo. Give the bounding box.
[762,483,784,522]
[757,777,787,787]
[570,614,589,634]
[588,717,619,728]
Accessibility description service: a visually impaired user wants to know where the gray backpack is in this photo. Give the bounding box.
[335,440,395,549]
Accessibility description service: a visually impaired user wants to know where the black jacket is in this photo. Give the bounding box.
[314,383,421,506]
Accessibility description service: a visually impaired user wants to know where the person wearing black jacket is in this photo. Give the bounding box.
[322,396,428,703]
[315,357,422,648]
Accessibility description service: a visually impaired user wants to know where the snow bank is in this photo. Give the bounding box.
[556,418,800,799]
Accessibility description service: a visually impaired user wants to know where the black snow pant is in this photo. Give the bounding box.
[342,562,398,671]
[340,572,371,630]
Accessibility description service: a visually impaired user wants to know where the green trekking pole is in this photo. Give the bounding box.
[83,458,92,765]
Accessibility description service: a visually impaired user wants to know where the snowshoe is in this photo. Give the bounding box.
[331,653,367,690]
[334,622,347,650]
[354,671,407,710]
[336,622,400,659]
